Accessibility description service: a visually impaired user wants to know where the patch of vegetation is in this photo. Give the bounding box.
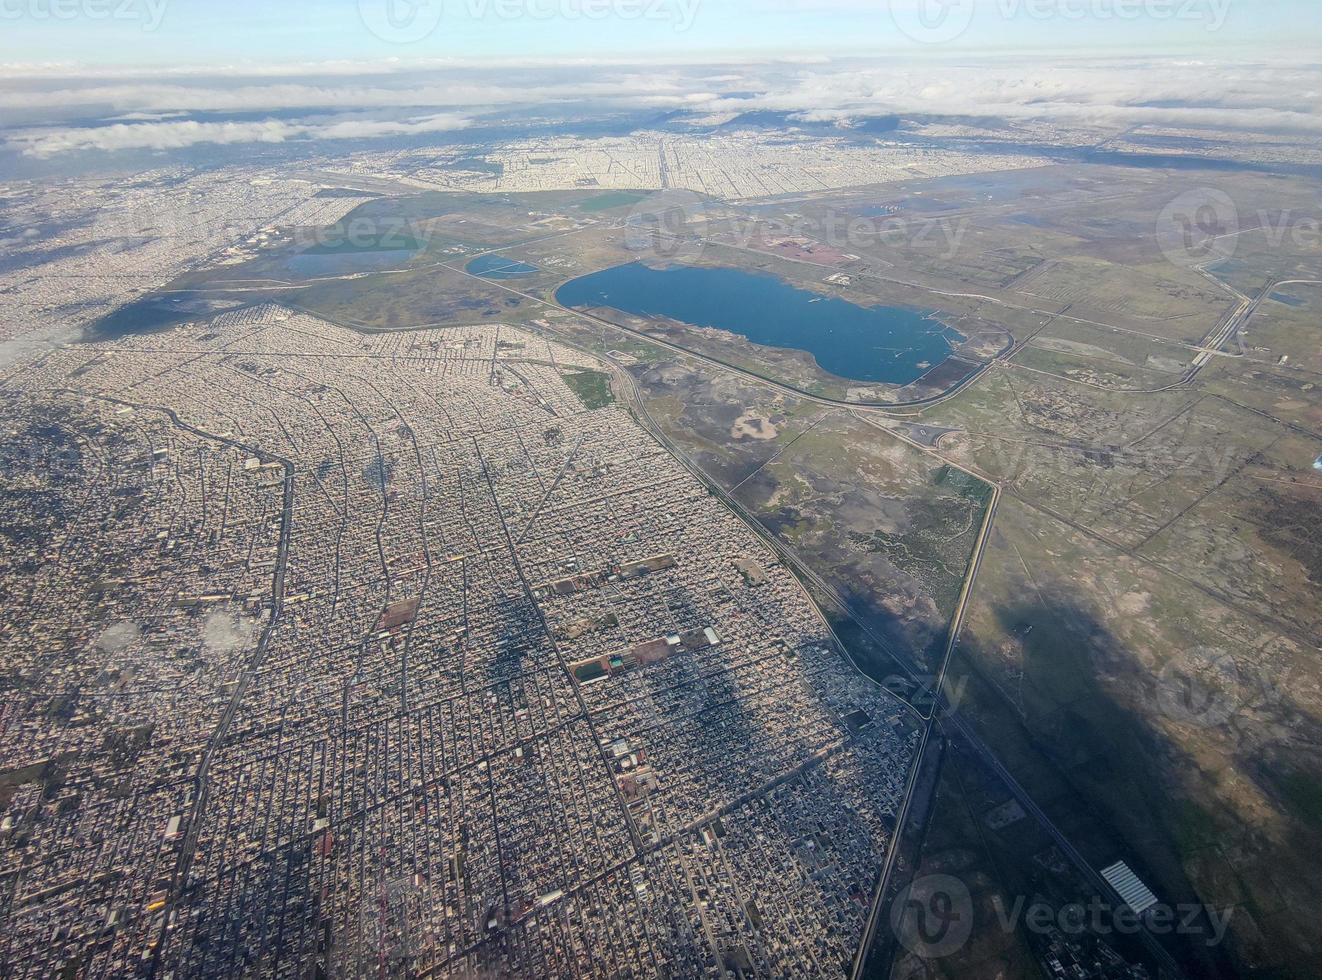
[1168,798,1223,853]
[561,370,614,409]
[572,660,606,682]
[934,463,993,505]
[579,191,646,212]
[1267,765,1322,817]
[1257,486,1322,584]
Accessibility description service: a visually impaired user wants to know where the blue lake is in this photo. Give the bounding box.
[468,254,539,279]
[555,262,959,385]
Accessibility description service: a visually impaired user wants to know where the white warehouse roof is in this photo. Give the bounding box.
[1100,860,1159,915]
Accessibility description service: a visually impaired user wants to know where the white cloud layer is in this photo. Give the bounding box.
[5,56,1321,157]
[9,112,472,157]
[708,60,1322,133]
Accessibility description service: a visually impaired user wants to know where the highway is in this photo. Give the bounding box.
[549,328,1194,979]
[846,420,1000,980]
[64,393,298,978]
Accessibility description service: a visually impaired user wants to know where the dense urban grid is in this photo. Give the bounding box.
[346,132,1044,198]
[0,308,916,977]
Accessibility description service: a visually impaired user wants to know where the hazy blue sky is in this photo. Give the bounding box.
[2,0,1316,68]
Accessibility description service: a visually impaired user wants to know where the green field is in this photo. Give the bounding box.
[560,369,614,409]
[579,191,646,212]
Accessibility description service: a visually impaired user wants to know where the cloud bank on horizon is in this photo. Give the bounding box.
[4,55,1321,159]
[2,0,1320,159]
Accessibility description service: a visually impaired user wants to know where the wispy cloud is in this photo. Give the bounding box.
[10,112,471,157]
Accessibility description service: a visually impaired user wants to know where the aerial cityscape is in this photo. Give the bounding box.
[1,2,1321,979]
